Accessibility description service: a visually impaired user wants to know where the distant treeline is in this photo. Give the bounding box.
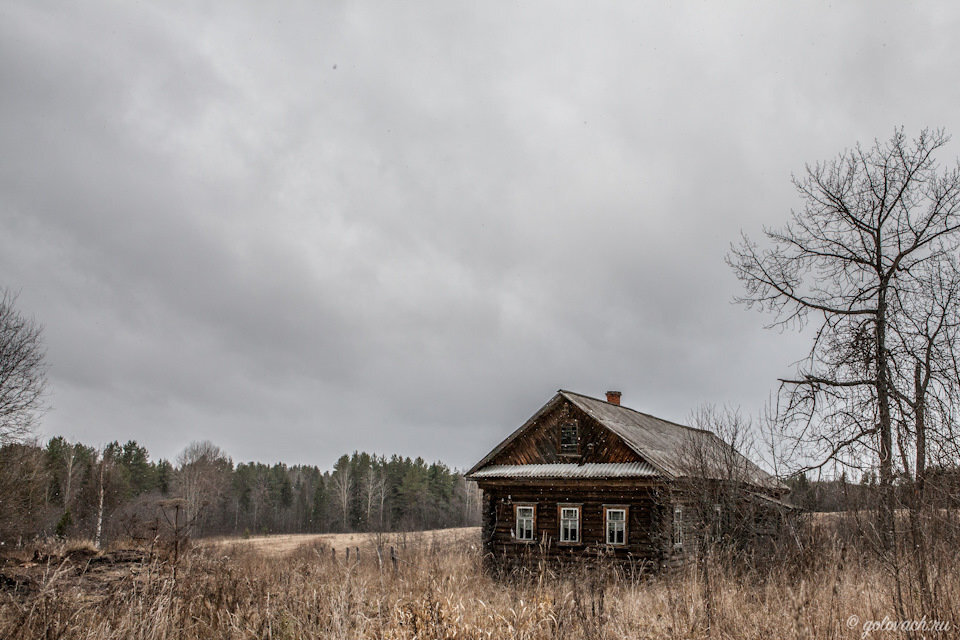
[0,438,480,545]
[785,468,960,513]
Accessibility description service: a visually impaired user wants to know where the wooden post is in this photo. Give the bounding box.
[346,547,350,562]
[390,546,398,574]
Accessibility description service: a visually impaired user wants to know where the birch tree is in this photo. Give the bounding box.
[330,456,353,530]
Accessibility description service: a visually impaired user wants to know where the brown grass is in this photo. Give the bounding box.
[1,526,957,639]
[204,526,478,557]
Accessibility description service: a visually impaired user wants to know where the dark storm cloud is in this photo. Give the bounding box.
[2,1,960,469]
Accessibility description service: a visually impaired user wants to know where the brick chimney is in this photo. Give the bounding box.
[605,390,621,405]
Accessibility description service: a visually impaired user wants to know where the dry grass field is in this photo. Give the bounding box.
[1,522,958,639]
[204,526,478,557]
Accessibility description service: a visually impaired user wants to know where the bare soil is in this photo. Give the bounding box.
[0,546,153,600]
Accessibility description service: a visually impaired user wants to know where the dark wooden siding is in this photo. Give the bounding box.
[486,398,644,466]
[479,481,671,567]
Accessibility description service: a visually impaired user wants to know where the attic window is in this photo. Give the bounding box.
[559,420,579,455]
[673,505,684,548]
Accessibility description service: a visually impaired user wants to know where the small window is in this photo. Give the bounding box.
[605,508,627,545]
[673,505,683,548]
[515,505,535,541]
[559,506,580,543]
[559,420,579,455]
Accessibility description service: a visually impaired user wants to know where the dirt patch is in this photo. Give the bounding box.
[0,548,152,599]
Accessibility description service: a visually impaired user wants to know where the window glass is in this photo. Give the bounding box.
[606,508,626,545]
[516,506,534,541]
[560,506,580,542]
[559,421,579,455]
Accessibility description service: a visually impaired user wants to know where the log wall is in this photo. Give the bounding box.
[479,481,673,567]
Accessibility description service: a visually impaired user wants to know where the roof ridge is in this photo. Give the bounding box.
[558,389,712,434]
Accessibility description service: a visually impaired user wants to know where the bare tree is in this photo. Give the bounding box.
[330,459,353,531]
[0,290,46,444]
[678,406,774,631]
[94,448,112,549]
[0,441,49,543]
[458,476,481,526]
[363,465,386,531]
[886,257,960,609]
[175,441,232,535]
[250,472,270,532]
[679,406,767,546]
[728,128,960,546]
[888,256,960,497]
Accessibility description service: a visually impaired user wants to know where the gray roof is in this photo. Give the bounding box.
[470,462,658,479]
[468,390,782,490]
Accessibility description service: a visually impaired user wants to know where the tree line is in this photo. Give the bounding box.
[0,437,480,545]
[785,467,960,513]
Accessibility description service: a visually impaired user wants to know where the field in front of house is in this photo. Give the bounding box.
[2,522,959,639]
[203,526,479,557]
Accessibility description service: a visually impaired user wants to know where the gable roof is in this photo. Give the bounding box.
[467,390,781,490]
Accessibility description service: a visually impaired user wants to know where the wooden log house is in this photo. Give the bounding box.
[465,390,791,569]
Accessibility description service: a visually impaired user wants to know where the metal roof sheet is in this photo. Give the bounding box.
[469,462,659,479]
[559,390,781,489]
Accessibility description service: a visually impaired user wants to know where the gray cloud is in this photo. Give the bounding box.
[2,1,960,469]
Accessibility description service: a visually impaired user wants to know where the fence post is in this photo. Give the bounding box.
[391,546,399,574]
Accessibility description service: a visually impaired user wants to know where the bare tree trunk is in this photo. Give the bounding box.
[909,362,933,611]
[64,448,75,511]
[95,458,105,549]
[914,362,927,504]
[876,288,896,550]
[378,483,386,531]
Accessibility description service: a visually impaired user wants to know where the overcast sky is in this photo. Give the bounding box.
[2,1,960,471]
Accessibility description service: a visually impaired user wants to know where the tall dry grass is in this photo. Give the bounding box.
[1,524,957,639]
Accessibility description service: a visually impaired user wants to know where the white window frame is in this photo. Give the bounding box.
[605,507,627,545]
[515,504,535,542]
[558,505,581,543]
[673,505,684,548]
